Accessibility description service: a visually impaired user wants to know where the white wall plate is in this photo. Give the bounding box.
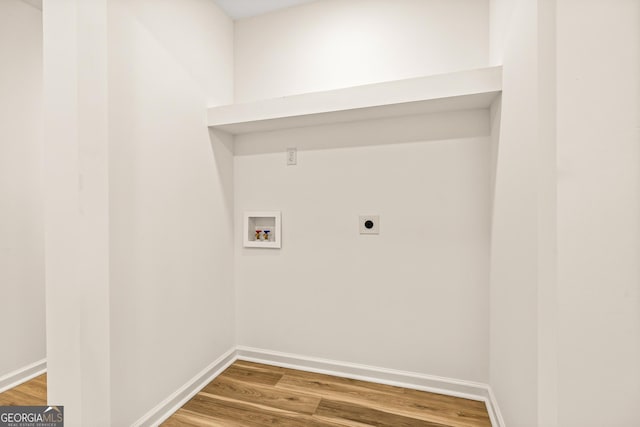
[244,211,281,248]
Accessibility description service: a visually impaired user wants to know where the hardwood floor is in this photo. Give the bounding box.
[0,374,47,406]
[162,361,491,427]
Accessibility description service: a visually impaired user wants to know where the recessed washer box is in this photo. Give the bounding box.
[359,215,380,234]
[244,211,281,248]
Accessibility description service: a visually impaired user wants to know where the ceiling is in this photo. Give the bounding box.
[20,0,316,20]
[20,0,42,10]
[213,0,318,20]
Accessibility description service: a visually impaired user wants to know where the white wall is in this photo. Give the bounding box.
[489,0,516,66]
[235,0,489,102]
[491,2,640,426]
[556,1,640,426]
[535,2,558,425]
[43,1,112,423]
[107,0,235,424]
[0,0,45,379]
[235,111,492,382]
[489,0,541,425]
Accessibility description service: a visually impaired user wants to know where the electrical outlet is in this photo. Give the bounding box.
[287,148,297,165]
[359,215,379,234]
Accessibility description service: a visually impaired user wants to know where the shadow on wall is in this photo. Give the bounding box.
[233,109,491,156]
[209,128,235,227]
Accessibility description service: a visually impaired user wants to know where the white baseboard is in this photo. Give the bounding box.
[0,359,47,394]
[487,385,506,427]
[131,347,236,427]
[236,346,505,427]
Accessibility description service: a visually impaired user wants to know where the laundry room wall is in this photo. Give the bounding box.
[0,0,45,384]
[231,0,492,384]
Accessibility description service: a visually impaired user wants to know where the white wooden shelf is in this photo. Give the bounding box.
[207,66,502,135]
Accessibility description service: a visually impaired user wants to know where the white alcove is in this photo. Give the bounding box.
[244,211,281,248]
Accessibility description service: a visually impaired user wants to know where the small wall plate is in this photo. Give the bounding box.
[359,215,379,234]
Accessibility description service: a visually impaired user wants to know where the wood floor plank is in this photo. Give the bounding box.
[28,374,47,386]
[276,371,491,427]
[198,391,307,417]
[279,368,486,410]
[177,393,347,427]
[240,360,485,415]
[234,360,287,373]
[315,399,452,427]
[202,375,321,414]
[0,374,47,406]
[161,409,224,427]
[219,364,283,386]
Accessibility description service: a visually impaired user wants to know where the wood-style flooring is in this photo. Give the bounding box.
[0,374,47,406]
[162,361,491,427]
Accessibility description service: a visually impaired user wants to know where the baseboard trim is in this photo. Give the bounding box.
[131,347,236,427]
[236,346,505,427]
[0,359,47,394]
[487,384,506,427]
